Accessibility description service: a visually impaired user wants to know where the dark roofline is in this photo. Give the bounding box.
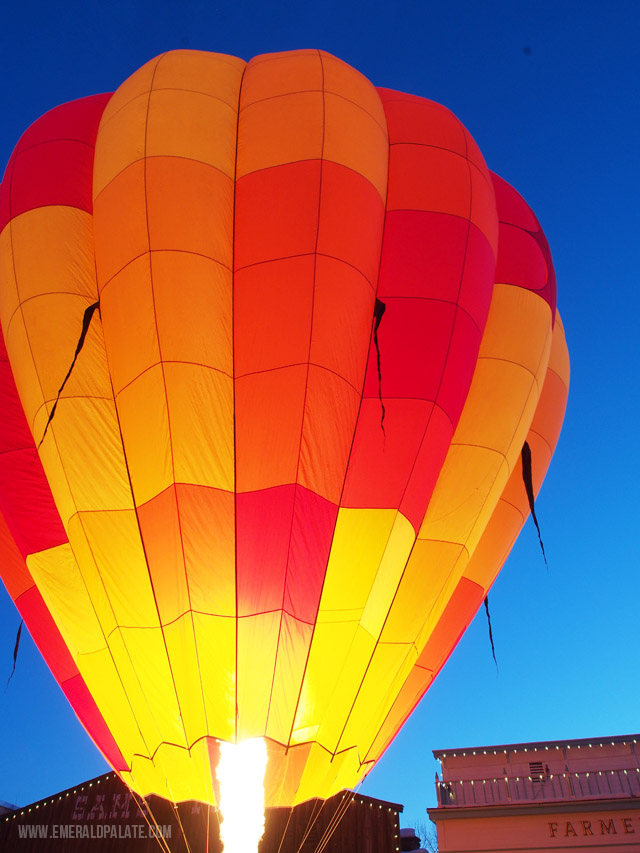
[3,771,404,816]
[433,733,640,758]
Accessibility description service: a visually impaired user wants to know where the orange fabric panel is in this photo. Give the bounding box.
[174,484,236,617]
[145,157,234,263]
[0,510,33,599]
[415,576,485,672]
[464,314,569,591]
[235,365,307,492]
[234,255,315,377]
[298,365,361,504]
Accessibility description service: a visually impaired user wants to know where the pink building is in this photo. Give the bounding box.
[428,734,640,852]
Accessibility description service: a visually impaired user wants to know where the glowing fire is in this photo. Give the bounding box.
[217,737,268,853]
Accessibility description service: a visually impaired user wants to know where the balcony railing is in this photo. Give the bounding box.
[436,768,640,807]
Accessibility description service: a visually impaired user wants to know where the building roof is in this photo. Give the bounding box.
[433,733,640,758]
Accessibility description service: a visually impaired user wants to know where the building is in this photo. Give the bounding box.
[428,735,640,852]
[0,771,402,852]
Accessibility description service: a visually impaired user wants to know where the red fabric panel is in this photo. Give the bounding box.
[234,161,321,268]
[342,400,455,531]
[0,333,67,558]
[236,485,337,623]
[378,89,468,155]
[62,674,129,771]
[315,161,385,286]
[15,585,78,683]
[0,509,31,599]
[415,576,485,672]
[492,172,557,321]
[4,526,127,771]
[283,487,338,623]
[0,94,111,232]
[363,298,457,400]
[341,91,495,530]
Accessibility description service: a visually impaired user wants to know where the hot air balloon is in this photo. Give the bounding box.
[0,48,568,814]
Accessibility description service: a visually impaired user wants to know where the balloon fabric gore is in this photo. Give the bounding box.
[0,49,569,808]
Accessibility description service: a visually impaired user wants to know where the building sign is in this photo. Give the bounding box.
[548,816,637,839]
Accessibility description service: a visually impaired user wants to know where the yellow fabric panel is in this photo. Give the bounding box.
[27,543,104,656]
[318,509,399,619]
[417,444,507,548]
[151,253,232,372]
[75,509,159,628]
[359,512,415,639]
[21,291,105,410]
[78,647,153,763]
[290,742,360,806]
[105,628,170,753]
[291,510,416,754]
[25,544,154,765]
[381,539,466,643]
[265,614,314,746]
[313,625,376,753]
[0,206,136,542]
[237,50,388,200]
[237,611,281,740]
[193,613,236,743]
[337,643,417,754]
[2,206,96,305]
[291,621,359,746]
[264,740,313,807]
[125,737,214,805]
[163,615,208,747]
[65,516,116,640]
[1,206,103,411]
[34,397,133,515]
[115,365,172,506]
[163,363,234,492]
[118,626,188,749]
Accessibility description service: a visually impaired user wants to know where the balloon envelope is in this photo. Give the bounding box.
[0,49,568,807]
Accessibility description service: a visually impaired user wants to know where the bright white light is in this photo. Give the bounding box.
[217,737,268,853]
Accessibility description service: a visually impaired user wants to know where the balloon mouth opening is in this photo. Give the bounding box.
[217,737,268,853]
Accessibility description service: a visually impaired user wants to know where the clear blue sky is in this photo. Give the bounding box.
[1,0,638,832]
